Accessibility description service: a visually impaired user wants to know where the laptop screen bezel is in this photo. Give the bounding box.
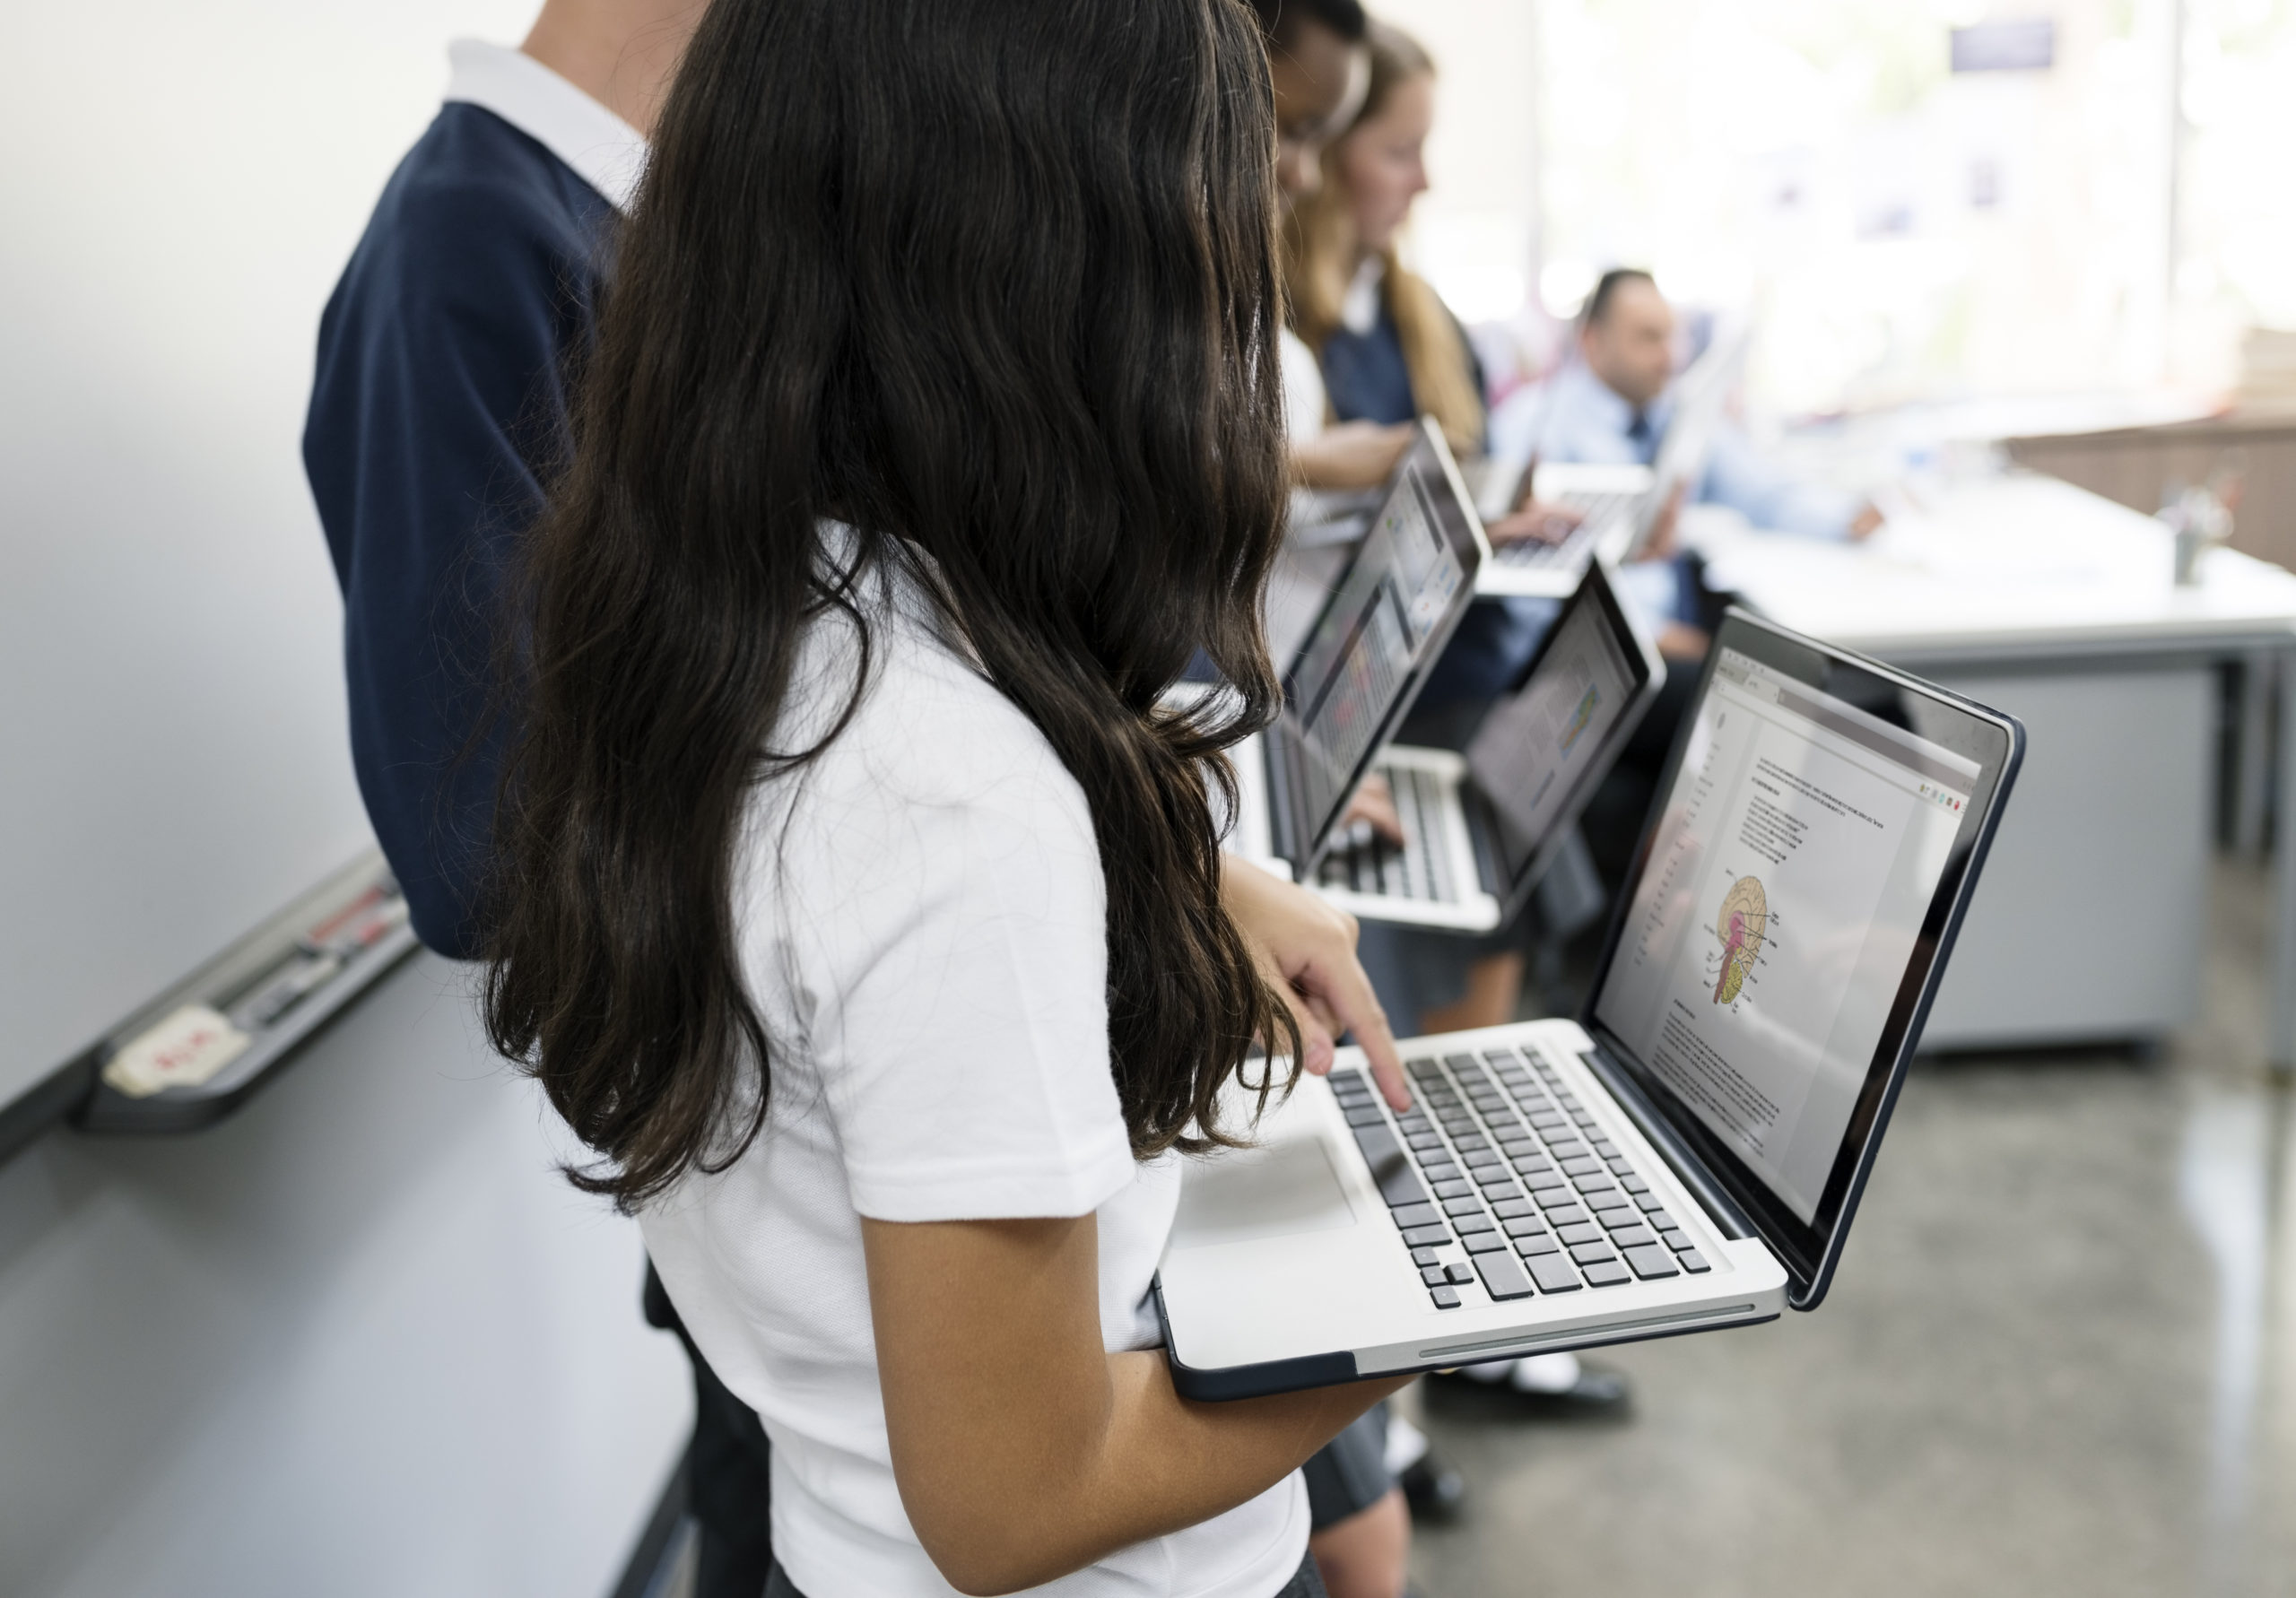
[1577,608,2023,1308]
[1274,420,1489,876]
[1472,559,1666,925]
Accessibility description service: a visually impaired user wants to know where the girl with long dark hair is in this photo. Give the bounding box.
[485,1,1412,1592]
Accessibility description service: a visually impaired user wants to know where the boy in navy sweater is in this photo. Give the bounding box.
[302,11,776,1596]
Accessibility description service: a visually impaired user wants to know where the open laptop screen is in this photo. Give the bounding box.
[1464,561,1657,905]
[1279,428,1477,862]
[1589,642,1982,1228]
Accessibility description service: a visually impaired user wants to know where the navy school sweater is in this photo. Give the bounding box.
[304,104,614,958]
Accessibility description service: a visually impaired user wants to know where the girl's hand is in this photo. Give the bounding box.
[1220,854,1409,1112]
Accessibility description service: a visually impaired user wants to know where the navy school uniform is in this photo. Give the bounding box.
[304,101,612,958]
[302,76,772,1597]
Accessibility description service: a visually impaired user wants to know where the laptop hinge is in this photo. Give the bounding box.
[1463,786,1508,899]
[1578,1043,1761,1244]
[1264,724,1300,868]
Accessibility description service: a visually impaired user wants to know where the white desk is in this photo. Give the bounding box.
[1692,473,2296,1061]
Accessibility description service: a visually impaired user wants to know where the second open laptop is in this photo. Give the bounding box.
[1255,558,1665,933]
[1221,419,1488,899]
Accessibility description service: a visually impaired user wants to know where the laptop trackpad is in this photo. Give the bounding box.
[1170,1137,1361,1249]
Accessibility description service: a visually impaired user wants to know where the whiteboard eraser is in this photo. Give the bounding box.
[103,1004,251,1099]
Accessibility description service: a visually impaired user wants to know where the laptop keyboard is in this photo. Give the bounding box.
[1313,763,1456,903]
[1491,491,1633,569]
[1327,1047,1711,1310]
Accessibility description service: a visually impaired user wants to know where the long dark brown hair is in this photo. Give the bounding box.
[485,0,1301,1210]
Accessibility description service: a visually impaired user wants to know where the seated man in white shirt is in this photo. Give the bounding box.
[1495,267,1883,548]
[1494,267,1881,664]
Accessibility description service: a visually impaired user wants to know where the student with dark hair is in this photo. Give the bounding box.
[487,2,1410,1594]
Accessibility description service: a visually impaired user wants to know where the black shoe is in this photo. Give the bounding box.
[1424,1361,1633,1420]
[1398,1447,1468,1525]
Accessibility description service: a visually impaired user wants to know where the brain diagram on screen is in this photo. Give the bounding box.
[1709,875,1769,1004]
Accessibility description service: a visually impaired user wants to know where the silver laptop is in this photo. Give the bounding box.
[1299,558,1665,932]
[1474,333,1743,600]
[1224,420,1490,895]
[1158,608,2024,1398]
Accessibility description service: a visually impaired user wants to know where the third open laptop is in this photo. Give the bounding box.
[1283,557,1665,933]
[1158,607,2024,1398]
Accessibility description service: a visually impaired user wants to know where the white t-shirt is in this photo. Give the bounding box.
[639,544,1309,1598]
[1279,326,1328,443]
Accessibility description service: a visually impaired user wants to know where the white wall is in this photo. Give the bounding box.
[1378,0,1544,329]
[0,955,691,1598]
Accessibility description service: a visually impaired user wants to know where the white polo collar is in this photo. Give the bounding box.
[443,39,648,214]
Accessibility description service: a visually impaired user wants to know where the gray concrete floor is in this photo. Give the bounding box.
[1403,856,2296,1598]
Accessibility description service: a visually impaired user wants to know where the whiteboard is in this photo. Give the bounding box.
[0,0,542,1118]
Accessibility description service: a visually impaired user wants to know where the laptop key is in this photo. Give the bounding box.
[1497,1138,1542,1159]
[1431,1179,1474,1201]
[1610,1225,1657,1251]
[1474,1169,1516,1191]
[1542,1203,1588,1228]
[1662,1230,1696,1253]
[1411,1246,1441,1267]
[1606,1157,1637,1176]
[1583,1260,1633,1287]
[1556,1222,1605,1246]
[1678,1249,1711,1273]
[1569,1242,1618,1266]
[1645,1207,1676,1229]
[1454,1212,1497,1237]
[1420,1264,1448,1287]
[1560,1157,1604,1177]
[1634,1192,1667,1212]
[1441,1195,1488,1219]
[1401,1225,1451,1247]
[1431,1286,1463,1309]
[1474,1252,1536,1301]
[1592,1196,1638,1220]
[1621,1175,1651,1194]
[1390,1203,1443,1230]
[1622,1245,1680,1281]
[1516,1233,1561,1257]
[1512,1155,1556,1179]
[1420,1160,1461,1184]
[1527,1256,1581,1292]
[1491,1198,1535,1220]
[1502,1215,1548,1238]
[1572,1172,1617,1194]
[1465,1231,1511,1255]
[1354,1133,1425,1208]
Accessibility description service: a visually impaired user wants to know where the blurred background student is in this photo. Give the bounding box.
[1284,14,1635,1424]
